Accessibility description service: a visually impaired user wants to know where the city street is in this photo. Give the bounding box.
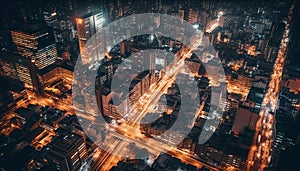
[247,3,295,171]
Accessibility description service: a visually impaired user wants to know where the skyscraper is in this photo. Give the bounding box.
[96,86,113,117]
[143,50,156,72]
[47,134,88,171]
[10,23,57,70]
[76,11,105,65]
[0,50,41,92]
[43,10,59,30]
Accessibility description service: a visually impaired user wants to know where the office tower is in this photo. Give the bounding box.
[10,23,57,70]
[188,8,199,24]
[83,86,98,115]
[98,60,114,82]
[109,90,128,120]
[247,75,269,109]
[47,134,88,171]
[264,44,279,63]
[136,71,150,95]
[0,50,41,92]
[227,73,252,96]
[278,86,299,119]
[76,11,105,65]
[97,86,113,117]
[155,51,166,68]
[269,22,285,45]
[286,9,300,79]
[149,70,157,85]
[258,39,266,52]
[269,87,298,168]
[264,22,285,62]
[43,10,59,29]
[143,50,156,72]
[129,80,142,105]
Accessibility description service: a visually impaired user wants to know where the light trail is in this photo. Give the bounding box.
[247,3,295,171]
[26,31,218,170]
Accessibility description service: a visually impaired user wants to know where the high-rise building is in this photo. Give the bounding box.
[83,85,98,115]
[43,10,59,29]
[143,50,156,72]
[136,70,150,95]
[38,66,74,87]
[247,75,269,109]
[155,51,166,67]
[264,44,279,63]
[47,134,88,171]
[269,87,298,169]
[129,80,142,105]
[76,11,105,65]
[264,22,285,62]
[278,86,299,119]
[10,23,57,70]
[97,86,113,117]
[98,60,114,82]
[0,50,41,92]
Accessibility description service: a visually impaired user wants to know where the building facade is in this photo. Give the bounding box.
[11,23,57,70]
